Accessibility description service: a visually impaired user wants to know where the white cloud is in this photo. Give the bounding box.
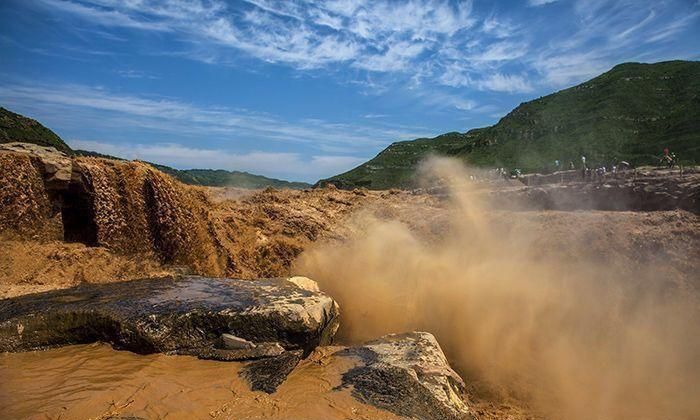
[482,16,518,38]
[533,52,610,86]
[438,65,532,93]
[0,82,425,148]
[25,0,700,104]
[528,0,559,6]
[528,0,700,86]
[0,81,436,180]
[413,89,478,111]
[33,0,480,82]
[476,73,534,93]
[68,140,365,181]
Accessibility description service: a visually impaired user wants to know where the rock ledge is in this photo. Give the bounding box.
[0,276,340,357]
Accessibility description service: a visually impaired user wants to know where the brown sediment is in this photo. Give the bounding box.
[0,240,172,299]
[0,343,400,420]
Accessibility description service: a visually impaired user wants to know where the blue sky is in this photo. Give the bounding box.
[1,0,698,182]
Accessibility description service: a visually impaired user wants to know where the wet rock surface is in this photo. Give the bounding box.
[239,350,304,393]
[199,342,285,361]
[0,276,340,357]
[336,332,472,420]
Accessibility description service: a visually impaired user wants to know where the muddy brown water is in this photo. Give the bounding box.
[0,343,399,419]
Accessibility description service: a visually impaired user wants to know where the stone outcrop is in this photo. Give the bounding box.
[0,276,340,358]
[336,332,471,420]
[0,142,227,275]
[0,142,76,189]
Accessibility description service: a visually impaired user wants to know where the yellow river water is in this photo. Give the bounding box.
[0,343,399,420]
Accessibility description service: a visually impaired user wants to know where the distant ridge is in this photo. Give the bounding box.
[321,60,700,189]
[148,165,311,190]
[0,107,310,189]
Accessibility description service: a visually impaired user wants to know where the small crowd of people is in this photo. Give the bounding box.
[578,155,633,181]
[487,147,677,183]
[493,167,521,180]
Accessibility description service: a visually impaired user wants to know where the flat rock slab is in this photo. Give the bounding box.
[336,332,472,420]
[0,276,340,357]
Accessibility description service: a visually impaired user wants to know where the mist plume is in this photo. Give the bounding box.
[295,157,700,420]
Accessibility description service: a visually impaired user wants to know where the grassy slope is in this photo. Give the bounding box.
[149,165,311,189]
[0,107,72,154]
[323,60,700,189]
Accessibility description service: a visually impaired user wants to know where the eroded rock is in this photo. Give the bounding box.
[0,276,340,357]
[239,350,304,394]
[336,332,471,420]
[0,142,75,190]
[199,342,285,361]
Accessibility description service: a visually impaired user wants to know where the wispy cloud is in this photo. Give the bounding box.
[529,0,700,86]
[476,74,534,93]
[528,0,559,6]
[438,65,533,93]
[0,80,433,180]
[0,81,429,148]
[115,69,159,79]
[29,0,700,97]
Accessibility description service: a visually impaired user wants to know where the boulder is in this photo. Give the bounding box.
[0,276,340,357]
[336,332,472,420]
[0,142,75,190]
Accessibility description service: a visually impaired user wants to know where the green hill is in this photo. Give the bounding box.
[0,107,72,153]
[321,60,700,189]
[71,151,311,190]
[148,165,311,189]
[1,107,310,189]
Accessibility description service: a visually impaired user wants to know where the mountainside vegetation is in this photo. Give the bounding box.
[0,107,72,153]
[322,60,700,189]
[1,107,309,189]
[149,165,311,189]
